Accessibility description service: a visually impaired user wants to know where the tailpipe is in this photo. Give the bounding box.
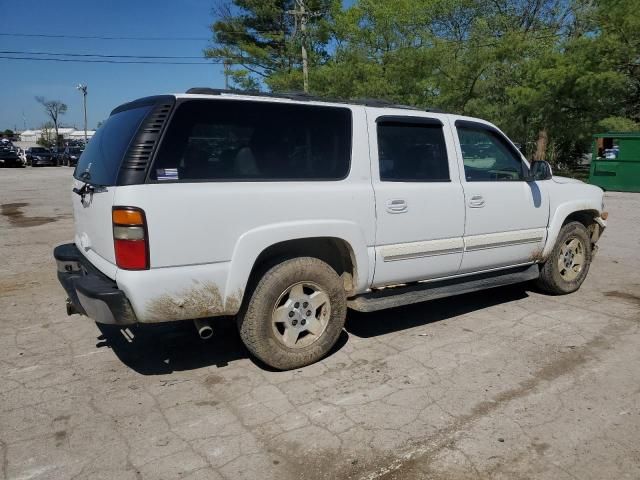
[66,298,79,316]
[194,318,213,340]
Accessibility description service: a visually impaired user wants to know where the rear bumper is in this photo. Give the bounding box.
[54,243,137,325]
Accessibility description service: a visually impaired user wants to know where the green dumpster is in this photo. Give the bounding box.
[589,132,640,192]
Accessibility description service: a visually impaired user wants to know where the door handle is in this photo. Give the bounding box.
[386,199,408,214]
[468,195,485,208]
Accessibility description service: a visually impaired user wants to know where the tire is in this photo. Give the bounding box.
[238,257,347,370]
[536,221,592,294]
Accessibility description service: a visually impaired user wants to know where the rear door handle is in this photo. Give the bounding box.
[468,195,485,208]
[386,199,408,214]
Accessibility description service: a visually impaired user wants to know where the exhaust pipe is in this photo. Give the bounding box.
[66,299,79,316]
[194,318,213,340]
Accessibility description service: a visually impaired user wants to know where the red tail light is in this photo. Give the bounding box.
[112,207,149,270]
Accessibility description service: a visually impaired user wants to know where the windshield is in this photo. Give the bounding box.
[74,104,151,185]
[32,147,47,153]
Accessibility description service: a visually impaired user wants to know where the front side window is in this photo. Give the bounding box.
[152,100,352,181]
[457,126,524,182]
[377,121,449,182]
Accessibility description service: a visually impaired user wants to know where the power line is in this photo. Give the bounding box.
[0,55,222,65]
[0,32,209,41]
[0,50,204,59]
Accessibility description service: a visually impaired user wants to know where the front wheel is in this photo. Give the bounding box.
[536,221,592,294]
[238,257,347,370]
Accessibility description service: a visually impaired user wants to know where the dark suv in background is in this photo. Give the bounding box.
[0,140,23,167]
[26,147,58,167]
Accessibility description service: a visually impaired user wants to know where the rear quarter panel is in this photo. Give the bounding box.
[113,106,376,322]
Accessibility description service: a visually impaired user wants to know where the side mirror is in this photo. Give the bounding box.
[527,160,552,181]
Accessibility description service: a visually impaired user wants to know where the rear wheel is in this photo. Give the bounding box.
[536,221,592,294]
[238,257,346,370]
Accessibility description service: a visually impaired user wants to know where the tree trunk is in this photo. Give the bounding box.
[534,129,548,162]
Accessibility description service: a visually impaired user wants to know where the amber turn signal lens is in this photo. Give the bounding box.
[113,208,144,225]
[601,211,608,220]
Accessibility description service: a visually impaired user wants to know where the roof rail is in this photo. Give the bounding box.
[184,88,443,113]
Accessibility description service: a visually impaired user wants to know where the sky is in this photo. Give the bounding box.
[0,0,225,131]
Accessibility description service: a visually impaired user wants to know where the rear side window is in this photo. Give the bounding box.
[74,105,152,186]
[151,100,352,181]
[377,121,449,182]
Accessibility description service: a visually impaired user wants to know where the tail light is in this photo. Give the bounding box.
[112,207,149,270]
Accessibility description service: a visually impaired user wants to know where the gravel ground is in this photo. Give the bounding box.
[1,167,639,480]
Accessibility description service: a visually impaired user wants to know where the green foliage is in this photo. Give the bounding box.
[205,0,335,91]
[597,116,639,133]
[37,122,55,148]
[208,0,640,164]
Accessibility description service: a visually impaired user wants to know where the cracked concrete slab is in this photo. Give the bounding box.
[1,167,639,480]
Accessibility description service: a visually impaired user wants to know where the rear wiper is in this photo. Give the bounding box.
[73,182,95,199]
[73,172,104,200]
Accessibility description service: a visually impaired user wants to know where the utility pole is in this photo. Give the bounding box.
[223,59,231,90]
[287,0,321,93]
[76,84,88,144]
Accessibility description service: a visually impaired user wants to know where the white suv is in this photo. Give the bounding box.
[54,89,607,370]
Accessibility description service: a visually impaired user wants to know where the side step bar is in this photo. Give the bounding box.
[348,264,539,313]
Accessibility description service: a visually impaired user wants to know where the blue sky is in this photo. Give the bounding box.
[0,0,224,130]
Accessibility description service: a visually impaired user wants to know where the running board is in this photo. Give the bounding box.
[348,264,539,313]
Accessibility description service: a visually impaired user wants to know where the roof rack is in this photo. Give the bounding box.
[185,88,443,113]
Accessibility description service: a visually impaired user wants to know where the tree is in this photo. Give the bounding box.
[35,96,67,148]
[37,122,55,147]
[598,116,639,132]
[205,0,334,91]
[207,0,640,165]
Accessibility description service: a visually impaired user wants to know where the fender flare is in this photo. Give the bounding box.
[224,220,371,313]
[543,200,601,257]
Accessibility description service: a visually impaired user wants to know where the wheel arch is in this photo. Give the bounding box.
[543,202,602,258]
[224,221,370,314]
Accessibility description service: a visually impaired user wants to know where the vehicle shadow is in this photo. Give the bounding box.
[97,285,529,375]
[345,285,530,338]
[96,316,350,375]
[96,317,247,375]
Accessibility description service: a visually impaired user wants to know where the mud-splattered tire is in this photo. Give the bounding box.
[237,257,346,370]
[536,221,592,295]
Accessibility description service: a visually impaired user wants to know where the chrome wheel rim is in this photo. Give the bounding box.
[271,281,331,349]
[557,237,586,282]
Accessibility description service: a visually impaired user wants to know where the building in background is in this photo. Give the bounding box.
[17,128,95,148]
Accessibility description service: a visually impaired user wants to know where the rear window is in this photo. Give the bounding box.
[74,105,151,185]
[151,100,352,181]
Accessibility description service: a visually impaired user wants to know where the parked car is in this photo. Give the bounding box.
[54,89,607,370]
[26,147,57,167]
[61,146,84,167]
[0,139,23,167]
